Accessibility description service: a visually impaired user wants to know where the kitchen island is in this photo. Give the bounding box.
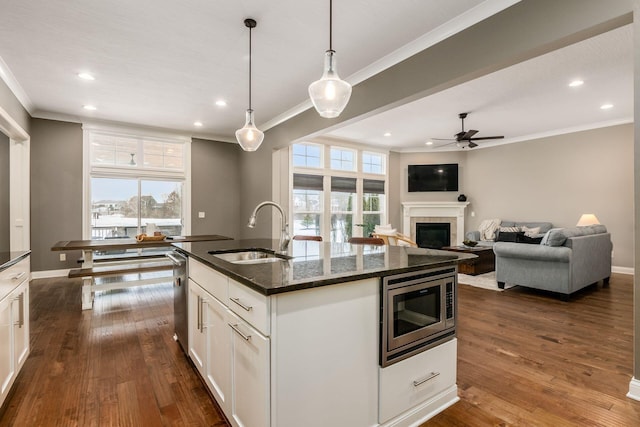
[174,239,475,427]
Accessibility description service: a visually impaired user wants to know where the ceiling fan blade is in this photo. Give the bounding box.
[454,131,466,141]
[468,141,478,148]
[430,138,456,141]
[461,130,478,140]
[469,135,504,141]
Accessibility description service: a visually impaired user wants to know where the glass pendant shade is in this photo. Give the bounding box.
[308,50,352,118]
[235,109,264,152]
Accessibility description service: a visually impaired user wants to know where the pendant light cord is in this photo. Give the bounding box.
[329,0,333,51]
[249,25,253,110]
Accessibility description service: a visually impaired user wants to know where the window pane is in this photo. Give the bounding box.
[140,180,183,236]
[363,193,385,237]
[143,141,184,169]
[91,134,138,167]
[330,148,355,171]
[363,152,385,174]
[292,143,322,168]
[331,191,354,243]
[293,189,322,237]
[91,178,139,238]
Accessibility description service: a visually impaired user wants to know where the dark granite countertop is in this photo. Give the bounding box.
[0,250,31,272]
[173,239,476,296]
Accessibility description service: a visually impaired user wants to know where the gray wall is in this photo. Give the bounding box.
[30,119,83,271]
[0,132,9,252]
[190,138,241,239]
[28,120,243,271]
[396,124,634,268]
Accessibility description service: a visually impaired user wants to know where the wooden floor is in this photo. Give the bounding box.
[1,274,639,426]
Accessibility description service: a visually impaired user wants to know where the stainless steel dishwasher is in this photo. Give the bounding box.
[167,251,188,353]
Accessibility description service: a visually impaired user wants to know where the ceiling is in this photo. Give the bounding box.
[0,0,633,152]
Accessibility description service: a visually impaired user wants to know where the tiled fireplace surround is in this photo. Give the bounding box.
[402,202,470,247]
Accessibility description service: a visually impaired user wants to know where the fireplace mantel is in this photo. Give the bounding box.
[402,202,470,246]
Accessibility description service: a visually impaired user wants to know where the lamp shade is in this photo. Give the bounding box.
[235,109,264,152]
[308,50,352,118]
[576,213,600,226]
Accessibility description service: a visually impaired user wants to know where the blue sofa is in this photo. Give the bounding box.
[492,225,612,300]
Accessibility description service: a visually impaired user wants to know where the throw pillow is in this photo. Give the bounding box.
[495,231,522,242]
[516,233,544,244]
[521,226,541,237]
[542,228,567,246]
[499,226,520,233]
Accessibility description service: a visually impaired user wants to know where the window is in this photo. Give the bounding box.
[330,147,356,171]
[292,143,322,168]
[291,143,387,244]
[331,177,356,243]
[362,179,385,237]
[85,128,189,239]
[362,152,385,174]
[292,174,323,237]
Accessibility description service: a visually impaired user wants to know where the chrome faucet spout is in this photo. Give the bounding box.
[247,201,290,254]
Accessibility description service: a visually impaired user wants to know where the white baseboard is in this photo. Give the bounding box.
[612,266,634,275]
[627,377,640,401]
[31,269,70,279]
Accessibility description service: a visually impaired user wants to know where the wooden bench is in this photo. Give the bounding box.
[69,258,175,308]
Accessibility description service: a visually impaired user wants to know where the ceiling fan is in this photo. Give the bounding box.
[433,112,504,148]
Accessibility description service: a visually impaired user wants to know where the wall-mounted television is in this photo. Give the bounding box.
[408,163,458,192]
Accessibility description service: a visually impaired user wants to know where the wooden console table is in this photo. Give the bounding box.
[442,245,495,276]
[52,235,231,309]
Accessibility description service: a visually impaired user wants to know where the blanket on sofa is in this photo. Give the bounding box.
[478,218,501,241]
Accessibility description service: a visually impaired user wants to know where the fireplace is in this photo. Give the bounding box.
[416,223,451,249]
[402,202,469,247]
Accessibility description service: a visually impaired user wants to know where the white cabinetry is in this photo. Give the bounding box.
[186,257,458,427]
[228,310,270,427]
[0,255,30,408]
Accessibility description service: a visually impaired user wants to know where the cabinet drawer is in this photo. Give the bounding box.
[228,279,270,336]
[189,258,228,302]
[0,257,30,301]
[379,338,457,423]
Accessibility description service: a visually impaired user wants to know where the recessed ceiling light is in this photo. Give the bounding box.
[194,121,203,127]
[215,100,227,107]
[78,72,95,81]
[600,103,614,110]
[568,80,583,87]
[383,132,391,137]
[425,141,433,145]
[83,105,97,111]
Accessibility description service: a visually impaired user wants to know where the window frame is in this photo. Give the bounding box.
[290,142,388,243]
[82,124,191,239]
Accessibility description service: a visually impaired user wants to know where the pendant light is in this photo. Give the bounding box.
[236,18,264,152]
[308,0,352,118]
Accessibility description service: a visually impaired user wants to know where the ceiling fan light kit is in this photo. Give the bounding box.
[236,18,265,152]
[308,0,352,118]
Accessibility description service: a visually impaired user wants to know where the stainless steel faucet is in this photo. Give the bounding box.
[247,201,290,254]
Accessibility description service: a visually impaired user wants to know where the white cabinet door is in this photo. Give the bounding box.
[188,279,207,377]
[0,295,13,402]
[205,294,231,413]
[229,311,270,427]
[11,280,29,369]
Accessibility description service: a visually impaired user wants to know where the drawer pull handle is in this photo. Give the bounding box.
[230,297,253,312]
[229,323,252,341]
[12,272,26,281]
[413,372,440,387]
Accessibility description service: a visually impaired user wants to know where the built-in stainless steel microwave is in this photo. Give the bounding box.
[381,267,456,367]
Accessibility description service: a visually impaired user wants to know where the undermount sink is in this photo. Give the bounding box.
[209,249,291,265]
